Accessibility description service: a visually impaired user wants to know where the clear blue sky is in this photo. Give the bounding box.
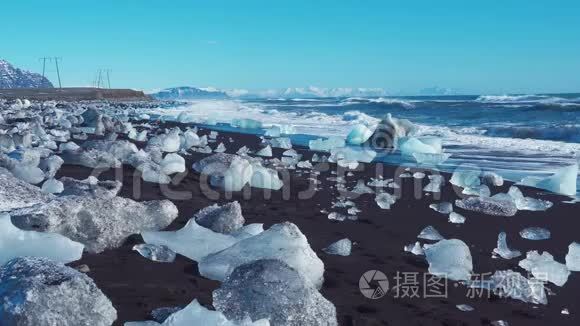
[2,0,579,94]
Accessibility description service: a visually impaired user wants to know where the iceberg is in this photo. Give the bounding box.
[0,213,84,266]
[519,227,551,240]
[41,178,64,194]
[199,222,325,289]
[398,136,442,156]
[450,168,481,189]
[417,225,444,241]
[448,212,466,224]
[323,238,352,256]
[142,218,239,262]
[255,145,273,157]
[193,153,253,192]
[424,239,473,281]
[507,186,553,211]
[160,153,186,175]
[11,194,178,253]
[231,118,263,129]
[309,137,345,152]
[195,201,245,234]
[0,257,117,326]
[565,242,580,271]
[133,244,177,263]
[365,113,416,149]
[482,172,504,187]
[268,137,292,149]
[346,124,373,145]
[250,164,284,190]
[0,167,53,212]
[213,260,337,326]
[375,192,396,209]
[519,251,570,286]
[520,163,578,196]
[455,197,517,217]
[412,152,451,166]
[329,146,376,163]
[214,143,227,153]
[404,242,425,256]
[493,232,521,259]
[486,270,547,305]
[126,299,268,326]
[429,202,453,214]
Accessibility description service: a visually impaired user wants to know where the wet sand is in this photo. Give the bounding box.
[61,122,580,326]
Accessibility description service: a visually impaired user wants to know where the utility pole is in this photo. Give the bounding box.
[106,69,111,89]
[53,57,62,88]
[39,57,49,78]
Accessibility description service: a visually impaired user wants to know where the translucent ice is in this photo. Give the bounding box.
[520,163,578,196]
[418,226,444,241]
[455,197,517,217]
[329,146,376,163]
[323,238,352,256]
[297,160,313,169]
[142,218,239,262]
[448,212,466,224]
[11,165,46,184]
[193,153,253,191]
[213,260,336,326]
[41,178,64,194]
[125,299,268,326]
[0,257,117,326]
[482,172,504,187]
[346,124,373,145]
[250,164,284,190]
[351,180,374,194]
[256,145,273,157]
[507,186,553,211]
[519,227,551,240]
[493,232,521,259]
[199,222,325,289]
[375,192,396,209]
[565,242,580,271]
[268,137,292,149]
[133,244,177,263]
[0,213,84,266]
[398,136,442,155]
[413,152,451,166]
[450,168,481,189]
[404,242,425,256]
[429,202,453,214]
[519,251,570,286]
[232,118,263,129]
[160,153,186,175]
[214,142,227,153]
[309,137,345,152]
[424,239,473,281]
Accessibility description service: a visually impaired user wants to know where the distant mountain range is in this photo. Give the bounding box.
[150,87,229,100]
[0,59,53,89]
[150,86,389,100]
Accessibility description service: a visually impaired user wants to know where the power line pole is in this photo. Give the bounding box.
[39,57,50,78]
[53,57,62,88]
[106,69,111,89]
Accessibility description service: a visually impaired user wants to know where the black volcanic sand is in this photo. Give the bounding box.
[59,122,580,326]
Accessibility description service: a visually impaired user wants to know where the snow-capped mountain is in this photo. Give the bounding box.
[0,59,53,89]
[150,87,229,100]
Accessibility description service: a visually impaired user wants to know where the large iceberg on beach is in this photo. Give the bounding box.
[519,251,570,286]
[0,257,117,326]
[199,222,325,289]
[0,213,84,266]
[126,299,269,326]
[142,218,240,262]
[0,167,53,212]
[309,137,345,152]
[213,259,337,326]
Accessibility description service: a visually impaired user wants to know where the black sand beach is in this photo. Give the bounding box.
[56,121,580,326]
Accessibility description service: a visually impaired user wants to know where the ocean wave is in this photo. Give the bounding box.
[341,97,416,109]
[483,125,580,143]
[476,94,580,107]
